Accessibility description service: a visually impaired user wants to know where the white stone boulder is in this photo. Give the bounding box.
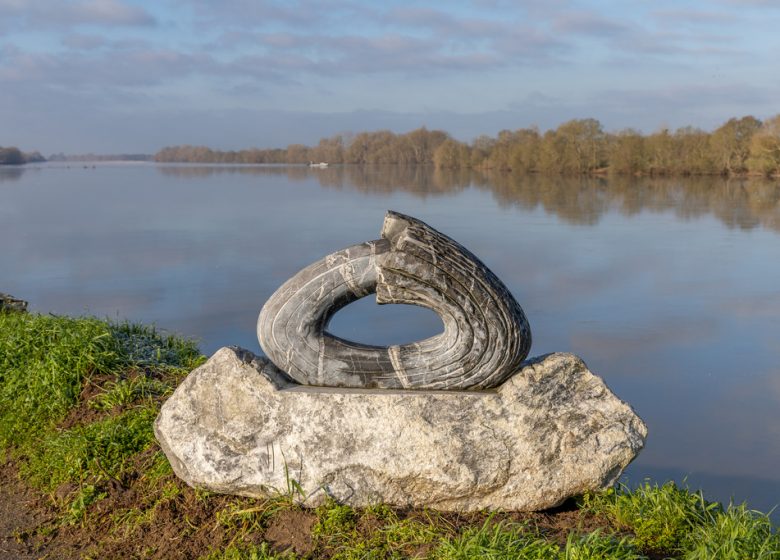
[154,346,646,511]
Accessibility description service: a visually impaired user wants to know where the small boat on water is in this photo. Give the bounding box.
[309,161,328,168]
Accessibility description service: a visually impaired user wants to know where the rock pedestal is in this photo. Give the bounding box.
[154,346,647,511]
[0,293,27,313]
[156,210,647,510]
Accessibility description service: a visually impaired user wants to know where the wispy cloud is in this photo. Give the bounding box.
[719,0,780,7]
[1,0,156,29]
[0,46,212,86]
[62,0,156,26]
[208,6,563,75]
[387,6,509,37]
[61,33,109,50]
[553,11,630,37]
[652,9,740,26]
[184,0,368,30]
[1,0,778,152]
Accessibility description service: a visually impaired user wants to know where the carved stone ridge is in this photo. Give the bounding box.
[257,211,531,389]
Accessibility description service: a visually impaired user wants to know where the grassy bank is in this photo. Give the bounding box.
[1,311,777,559]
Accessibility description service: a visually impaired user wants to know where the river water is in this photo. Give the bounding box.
[2,162,779,515]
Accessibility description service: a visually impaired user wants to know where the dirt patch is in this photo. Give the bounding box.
[59,369,163,430]
[0,463,58,560]
[265,509,317,555]
[0,464,663,560]
[1,374,653,559]
[393,498,599,545]
[504,499,609,545]
[58,373,116,430]
[0,413,635,560]
[355,512,385,536]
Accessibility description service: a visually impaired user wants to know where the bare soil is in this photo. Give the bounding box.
[0,462,58,560]
[1,457,611,559]
[265,509,317,555]
[0,380,624,559]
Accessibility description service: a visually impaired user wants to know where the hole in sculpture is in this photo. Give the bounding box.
[326,299,444,346]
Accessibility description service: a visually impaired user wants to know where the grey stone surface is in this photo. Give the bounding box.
[257,211,531,390]
[0,293,27,313]
[155,346,647,512]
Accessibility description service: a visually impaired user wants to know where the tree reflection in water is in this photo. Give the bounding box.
[155,164,780,232]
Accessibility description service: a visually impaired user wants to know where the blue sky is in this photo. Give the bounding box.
[1,0,779,154]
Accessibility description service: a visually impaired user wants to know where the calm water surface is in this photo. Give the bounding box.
[2,163,780,516]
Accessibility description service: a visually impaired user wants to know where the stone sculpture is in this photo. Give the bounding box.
[257,211,531,390]
[0,292,27,313]
[155,210,647,511]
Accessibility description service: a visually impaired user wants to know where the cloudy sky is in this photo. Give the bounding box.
[1,0,778,154]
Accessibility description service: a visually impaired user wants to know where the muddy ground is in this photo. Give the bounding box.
[0,453,616,560]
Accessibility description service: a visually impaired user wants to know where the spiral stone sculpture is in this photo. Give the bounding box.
[257,211,532,389]
[156,210,647,511]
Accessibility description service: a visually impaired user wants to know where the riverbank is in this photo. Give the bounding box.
[1,310,777,559]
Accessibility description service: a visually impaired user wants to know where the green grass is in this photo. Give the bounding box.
[683,503,780,559]
[21,407,158,491]
[0,312,120,448]
[381,516,441,550]
[109,320,203,369]
[583,482,780,558]
[582,481,716,551]
[1,311,778,559]
[560,532,645,560]
[314,499,359,539]
[199,542,298,560]
[0,311,203,519]
[432,521,646,560]
[88,376,172,411]
[433,519,560,559]
[0,313,201,450]
[65,483,108,525]
[309,500,449,559]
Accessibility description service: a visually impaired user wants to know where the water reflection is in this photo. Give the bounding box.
[328,299,445,346]
[0,167,24,182]
[2,163,780,518]
[156,164,780,232]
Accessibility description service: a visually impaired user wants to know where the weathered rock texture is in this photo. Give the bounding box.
[0,293,27,313]
[155,346,647,511]
[257,211,531,390]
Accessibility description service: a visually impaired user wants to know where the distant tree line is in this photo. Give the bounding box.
[154,127,449,166]
[0,146,45,165]
[439,115,780,177]
[154,115,780,177]
[48,153,152,162]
